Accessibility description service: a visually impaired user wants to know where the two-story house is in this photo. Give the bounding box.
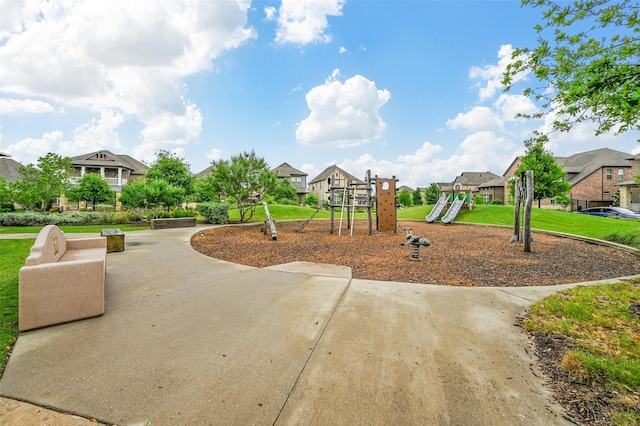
[617,153,640,212]
[503,147,633,210]
[271,162,308,204]
[308,165,368,207]
[64,150,148,210]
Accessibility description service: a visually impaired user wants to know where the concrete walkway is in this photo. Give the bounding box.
[1,226,622,425]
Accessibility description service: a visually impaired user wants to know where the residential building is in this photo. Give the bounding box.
[477,177,506,204]
[0,152,22,183]
[503,147,634,210]
[64,150,148,210]
[617,153,640,212]
[271,162,308,203]
[450,172,502,193]
[308,165,368,206]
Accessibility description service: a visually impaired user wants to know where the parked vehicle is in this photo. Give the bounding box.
[574,207,640,219]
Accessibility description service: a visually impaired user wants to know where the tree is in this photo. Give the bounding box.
[0,177,12,209]
[10,153,73,212]
[271,178,298,203]
[514,134,571,207]
[424,183,440,204]
[397,189,412,207]
[145,179,185,213]
[119,179,185,218]
[119,180,149,217]
[67,173,115,209]
[303,193,319,207]
[503,0,640,137]
[412,188,424,206]
[146,150,194,203]
[206,151,277,222]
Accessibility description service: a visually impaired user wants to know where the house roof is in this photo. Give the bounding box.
[71,150,148,175]
[271,162,307,178]
[114,154,149,175]
[0,154,22,182]
[477,177,505,188]
[398,185,414,192]
[308,165,365,186]
[453,172,502,186]
[556,147,632,185]
[195,165,214,179]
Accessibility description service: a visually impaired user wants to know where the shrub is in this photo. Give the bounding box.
[95,204,115,212]
[170,207,197,218]
[490,198,503,205]
[197,202,229,224]
[474,196,484,205]
[304,193,319,207]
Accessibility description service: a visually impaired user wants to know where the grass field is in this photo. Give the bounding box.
[1,204,638,423]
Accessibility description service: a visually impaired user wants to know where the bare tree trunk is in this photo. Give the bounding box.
[513,179,522,240]
[523,170,534,253]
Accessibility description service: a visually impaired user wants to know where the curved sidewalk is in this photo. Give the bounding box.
[1,226,622,425]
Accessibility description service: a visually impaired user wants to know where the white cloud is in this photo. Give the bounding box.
[446,106,504,132]
[494,94,537,122]
[59,110,125,155]
[339,46,348,54]
[206,148,223,162]
[264,6,276,21]
[274,0,344,45]
[296,70,391,147]
[469,44,514,101]
[0,98,55,114]
[5,131,64,164]
[0,0,252,165]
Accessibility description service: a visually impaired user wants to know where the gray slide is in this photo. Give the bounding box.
[441,197,464,224]
[425,194,447,223]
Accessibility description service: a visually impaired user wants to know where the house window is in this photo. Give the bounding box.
[606,168,613,180]
[617,168,624,180]
[483,194,490,204]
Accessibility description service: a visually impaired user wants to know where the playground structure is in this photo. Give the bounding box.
[426,192,471,224]
[327,171,400,236]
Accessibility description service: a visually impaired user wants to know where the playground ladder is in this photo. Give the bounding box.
[294,205,324,233]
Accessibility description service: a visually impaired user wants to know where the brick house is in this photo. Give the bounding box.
[503,147,634,210]
[271,162,308,203]
[477,177,506,204]
[617,153,640,212]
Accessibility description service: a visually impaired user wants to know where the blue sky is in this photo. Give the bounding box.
[1,0,638,187]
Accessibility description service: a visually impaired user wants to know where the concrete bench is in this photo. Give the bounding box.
[19,224,107,331]
[150,217,197,229]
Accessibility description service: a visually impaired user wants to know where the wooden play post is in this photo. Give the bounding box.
[523,170,534,252]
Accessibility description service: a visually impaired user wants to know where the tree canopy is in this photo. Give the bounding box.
[10,153,73,212]
[424,183,441,204]
[514,134,571,207]
[503,0,640,137]
[67,173,115,208]
[206,151,277,222]
[397,189,412,207]
[412,188,424,206]
[146,150,194,200]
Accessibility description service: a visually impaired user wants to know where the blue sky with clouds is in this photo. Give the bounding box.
[1,0,638,187]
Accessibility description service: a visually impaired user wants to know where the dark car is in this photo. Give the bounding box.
[575,207,640,219]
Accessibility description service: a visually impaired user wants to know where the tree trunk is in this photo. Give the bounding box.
[513,180,522,240]
[523,170,534,253]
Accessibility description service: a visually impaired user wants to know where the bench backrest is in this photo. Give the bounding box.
[25,224,67,266]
